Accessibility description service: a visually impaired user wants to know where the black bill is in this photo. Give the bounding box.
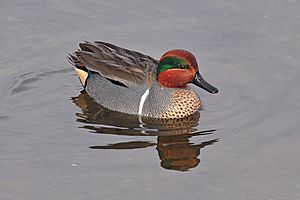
[192,72,219,94]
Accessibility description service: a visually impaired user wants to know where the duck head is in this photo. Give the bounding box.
[157,50,218,94]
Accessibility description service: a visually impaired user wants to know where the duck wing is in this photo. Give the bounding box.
[73,41,158,87]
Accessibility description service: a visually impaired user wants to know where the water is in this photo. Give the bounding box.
[1,0,300,199]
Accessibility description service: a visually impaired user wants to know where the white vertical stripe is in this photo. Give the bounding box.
[138,89,150,124]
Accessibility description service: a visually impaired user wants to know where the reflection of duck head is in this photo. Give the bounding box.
[72,91,218,171]
[157,135,217,171]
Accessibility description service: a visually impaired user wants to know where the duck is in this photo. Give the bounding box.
[67,41,218,120]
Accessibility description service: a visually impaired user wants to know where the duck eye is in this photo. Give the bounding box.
[177,64,189,69]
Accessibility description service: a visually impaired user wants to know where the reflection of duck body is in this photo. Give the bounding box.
[72,91,201,136]
[68,41,218,119]
[72,91,218,171]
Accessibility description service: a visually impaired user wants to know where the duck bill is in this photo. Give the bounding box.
[192,73,219,94]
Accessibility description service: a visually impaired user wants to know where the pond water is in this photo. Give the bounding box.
[0,0,299,199]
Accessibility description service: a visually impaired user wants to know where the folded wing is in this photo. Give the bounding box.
[69,41,158,87]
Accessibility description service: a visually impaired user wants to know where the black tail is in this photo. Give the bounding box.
[67,53,89,87]
[67,53,88,72]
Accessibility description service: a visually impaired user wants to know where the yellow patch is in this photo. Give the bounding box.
[74,68,88,86]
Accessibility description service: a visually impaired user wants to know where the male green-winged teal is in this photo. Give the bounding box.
[67,41,218,119]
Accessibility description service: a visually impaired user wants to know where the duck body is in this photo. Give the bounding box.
[86,72,200,118]
[68,41,217,119]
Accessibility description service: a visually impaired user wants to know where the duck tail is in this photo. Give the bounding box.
[67,53,88,87]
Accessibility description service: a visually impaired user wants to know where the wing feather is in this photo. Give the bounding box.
[72,41,158,87]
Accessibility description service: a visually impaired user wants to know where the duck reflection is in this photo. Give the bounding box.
[72,91,218,171]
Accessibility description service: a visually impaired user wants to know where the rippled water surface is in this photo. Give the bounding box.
[1,0,300,199]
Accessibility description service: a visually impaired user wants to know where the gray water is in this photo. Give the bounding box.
[1,0,300,199]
